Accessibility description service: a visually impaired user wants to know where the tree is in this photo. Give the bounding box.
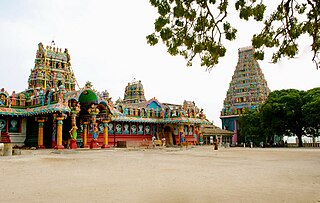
[147,0,320,70]
[302,87,320,140]
[260,89,305,147]
[239,110,264,144]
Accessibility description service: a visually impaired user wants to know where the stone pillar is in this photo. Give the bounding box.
[37,120,45,149]
[233,119,237,145]
[36,117,46,149]
[51,114,57,148]
[82,122,89,148]
[88,104,99,149]
[54,116,65,149]
[90,117,99,149]
[198,126,203,145]
[101,120,110,148]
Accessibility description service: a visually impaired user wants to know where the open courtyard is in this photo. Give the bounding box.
[1,146,319,203]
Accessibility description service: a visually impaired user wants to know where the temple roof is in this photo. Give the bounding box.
[201,124,234,136]
[111,116,210,124]
[0,103,70,116]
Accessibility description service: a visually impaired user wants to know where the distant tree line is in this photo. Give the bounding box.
[239,87,320,147]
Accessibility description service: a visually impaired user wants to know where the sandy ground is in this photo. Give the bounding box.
[0,146,319,203]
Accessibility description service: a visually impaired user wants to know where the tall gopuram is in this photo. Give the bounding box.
[220,46,270,145]
[0,42,210,149]
[28,42,77,91]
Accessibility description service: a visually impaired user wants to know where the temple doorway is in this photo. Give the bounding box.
[164,125,175,146]
[62,116,72,148]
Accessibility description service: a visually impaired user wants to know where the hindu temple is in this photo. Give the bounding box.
[220,46,270,144]
[0,42,210,149]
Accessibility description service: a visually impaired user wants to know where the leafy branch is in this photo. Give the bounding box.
[147,0,320,70]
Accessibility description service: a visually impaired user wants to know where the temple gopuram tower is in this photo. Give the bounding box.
[220,46,270,145]
[123,80,146,104]
[28,42,77,91]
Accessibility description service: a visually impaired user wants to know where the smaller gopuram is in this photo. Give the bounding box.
[123,80,146,104]
[112,80,209,147]
[220,46,270,145]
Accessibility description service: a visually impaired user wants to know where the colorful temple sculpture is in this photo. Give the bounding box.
[0,42,210,149]
[220,46,270,145]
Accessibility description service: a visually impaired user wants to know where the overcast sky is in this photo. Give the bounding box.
[0,1,319,127]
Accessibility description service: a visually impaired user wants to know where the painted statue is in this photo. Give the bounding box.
[180,131,185,143]
[199,133,203,145]
[123,108,128,116]
[39,88,45,106]
[92,123,99,140]
[11,91,16,106]
[69,125,78,140]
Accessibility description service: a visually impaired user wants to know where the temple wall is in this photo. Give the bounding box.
[221,117,239,145]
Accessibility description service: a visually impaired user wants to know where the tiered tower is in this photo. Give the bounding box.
[28,42,77,91]
[123,80,146,104]
[220,46,270,144]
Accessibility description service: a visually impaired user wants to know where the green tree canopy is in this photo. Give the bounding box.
[260,89,305,147]
[239,88,320,147]
[239,110,264,142]
[302,87,320,137]
[147,0,320,70]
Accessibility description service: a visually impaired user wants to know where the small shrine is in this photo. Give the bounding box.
[220,46,270,144]
[0,42,210,149]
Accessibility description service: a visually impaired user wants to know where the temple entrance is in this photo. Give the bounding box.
[62,116,72,148]
[43,115,53,148]
[164,125,175,146]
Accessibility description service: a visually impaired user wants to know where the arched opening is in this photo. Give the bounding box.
[164,124,176,146]
[0,92,8,106]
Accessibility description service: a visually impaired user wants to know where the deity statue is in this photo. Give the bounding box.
[69,125,78,140]
[92,123,99,140]
[160,109,164,118]
[71,101,80,113]
[179,107,185,118]
[85,81,92,89]
[199,109,206,119]
[65,48,71,66]
[11,91,16,106]
[58,85,67,104]
[39,88,45,106]
[88,103,99,115]
[75,102,81,112]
